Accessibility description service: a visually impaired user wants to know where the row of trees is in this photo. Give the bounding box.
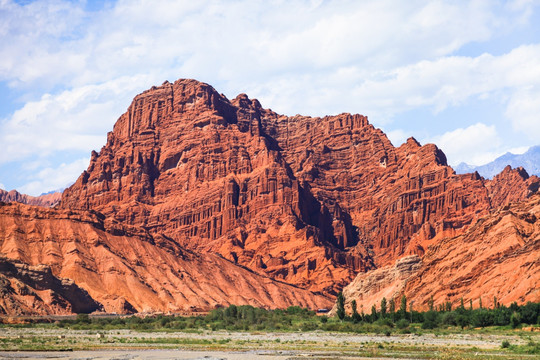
[336,292,410,323]
[335,293,540,328]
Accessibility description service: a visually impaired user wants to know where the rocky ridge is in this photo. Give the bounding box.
[62,79,538,297]
[0,202,330,314]
[330,255,422,315]
[0,189,62,208]
[1,78,538,315]
[336,193,540,312]
[456,145,540,179]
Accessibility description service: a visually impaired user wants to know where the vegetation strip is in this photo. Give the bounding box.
[1,303,539,356]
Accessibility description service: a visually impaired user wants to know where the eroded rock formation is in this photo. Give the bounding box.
[330,255,422,315]
[405,192,540,308]
[61,79,538,297]
[0,202,331,315]
[336,194,540,312]
[486,166,540,207]
[0,256,102,316]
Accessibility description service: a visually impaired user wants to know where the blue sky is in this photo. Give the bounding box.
[1,0,540,195]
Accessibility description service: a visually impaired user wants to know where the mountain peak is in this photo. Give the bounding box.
[455,145,540,179]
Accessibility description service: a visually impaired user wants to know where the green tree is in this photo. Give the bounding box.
[399,295,407,318]
[445,301,452,312]
[371,304,378,322]
[225,304,238,319]
[351,299,361,323]
[510,312,521,329]
[428,296,434,312]
[389,298,396,322]
[422,310,439,329]
[456,313,470,329]
[380,297,387,318]
[336,292,346,321]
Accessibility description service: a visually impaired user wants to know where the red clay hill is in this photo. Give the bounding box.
[0,202,330,315]
[1,78,538,315]
[334,192,540,314]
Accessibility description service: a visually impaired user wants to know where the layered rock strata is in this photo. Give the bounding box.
[0,202,331,315]
[335,194,540,312]
[0,256,102,316]
[61,79,539,296]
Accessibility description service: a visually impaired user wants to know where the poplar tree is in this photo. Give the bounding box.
[351,299,361,323]
[380,297,387,318]
[400,295,407,318]
[336,292,346,320]
[389,299,396,322]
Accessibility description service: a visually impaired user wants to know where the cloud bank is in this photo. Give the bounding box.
[1,0,539,194]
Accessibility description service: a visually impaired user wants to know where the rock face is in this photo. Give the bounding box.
[330,255,422,315]
[0,256,102,316]
[0,189,62,208]
[61,79,538,297]
[337,194,540,312]
[404,193,540,308]
[61,79,373,294]
[486,166,540,207]
[0,202,331,315]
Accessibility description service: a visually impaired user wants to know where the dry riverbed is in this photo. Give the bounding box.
[0,328,538,359]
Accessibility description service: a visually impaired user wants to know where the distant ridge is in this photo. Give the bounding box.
[455,146,540,179]
[0,188,62,207]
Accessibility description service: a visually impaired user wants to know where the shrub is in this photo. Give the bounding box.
[422,311,439,329]
[510,313,521,329]
[75,313,91,324]
[396,319,409,329]
[441,311,457,326]
[501,340,510,348]
[375,318,394,328]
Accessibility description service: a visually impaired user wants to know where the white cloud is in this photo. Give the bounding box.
[505,87,540,138]
[0,75,152,164]
[0,1,528,93]
[385,129,411,147]
[18,157,89,196]
[0,182,5,190]
[0,0,539,193]
[507,146,530,155]
[427,123,502,166]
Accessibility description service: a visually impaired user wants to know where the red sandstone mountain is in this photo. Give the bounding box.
[0,202,330,315]
[0,189,62,207]
[334,193,540,313]
[60,78,538,300]
[1,79,537,315]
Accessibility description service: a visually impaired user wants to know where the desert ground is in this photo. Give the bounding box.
[1,327,538,360]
